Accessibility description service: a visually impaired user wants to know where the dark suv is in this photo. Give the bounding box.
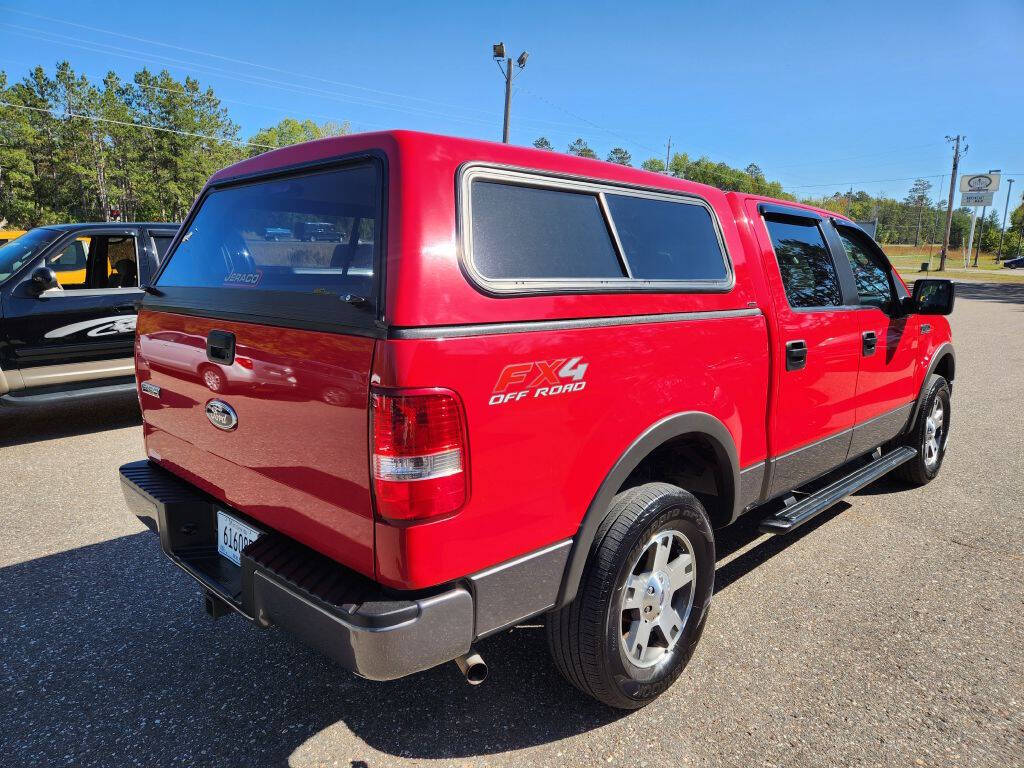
[0,222,178,406]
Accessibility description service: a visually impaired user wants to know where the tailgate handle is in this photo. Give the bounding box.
[206,330,236,365]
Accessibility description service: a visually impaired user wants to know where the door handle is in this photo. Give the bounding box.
[206,330,236,365]
[785,340,807,371]
[862,331,877,357]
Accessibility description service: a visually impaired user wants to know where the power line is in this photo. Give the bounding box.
[0,101,278,148]
[788,173,948,189]
[0,4,504,119]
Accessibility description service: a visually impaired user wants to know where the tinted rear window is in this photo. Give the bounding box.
[605,194,726,281]
[469,181,624,280]
[157,163,380,312]
[764,217,842,308]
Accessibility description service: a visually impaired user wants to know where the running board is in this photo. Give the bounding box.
[759,446,918,535]
[0,377,136,407]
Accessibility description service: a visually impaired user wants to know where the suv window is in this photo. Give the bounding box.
[48,238,89,287]
[157,163,381,309]
[152,234,174,259]
[764,217,842,308]
[469,181,624,280]
[837,228,893,310]
[106,236,139,288]
[605,194,727,281]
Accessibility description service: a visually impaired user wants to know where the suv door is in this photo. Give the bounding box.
[831,221,920,456]
[1,228,142,390]
[751,203,863,496]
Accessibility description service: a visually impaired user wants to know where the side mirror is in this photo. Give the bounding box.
[30,266,60,294]
[910,278,955,315]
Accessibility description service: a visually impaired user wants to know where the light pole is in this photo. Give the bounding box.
[492,42,528,143]
[996,178,1015,261]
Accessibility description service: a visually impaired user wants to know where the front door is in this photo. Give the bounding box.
[751,203,863,497]
[830,222,920,456]
[1,229,142,390]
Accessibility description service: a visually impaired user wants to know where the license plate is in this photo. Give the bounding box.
[216,509,262,566]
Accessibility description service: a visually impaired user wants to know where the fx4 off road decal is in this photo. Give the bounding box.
[489,357,588,405]
[44,315,137,339]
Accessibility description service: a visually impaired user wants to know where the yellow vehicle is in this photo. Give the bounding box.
[45,236,94,286]
[0,229,27,246]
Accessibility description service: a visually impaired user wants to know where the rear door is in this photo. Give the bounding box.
[752,203,863,496]
[831,222,920,456]
[137,158,385,576]
[1,228,142,390]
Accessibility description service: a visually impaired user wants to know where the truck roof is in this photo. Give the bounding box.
[210,129,729,197]
[41,222,179,232]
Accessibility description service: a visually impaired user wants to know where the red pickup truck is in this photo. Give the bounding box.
[120,131,955,709]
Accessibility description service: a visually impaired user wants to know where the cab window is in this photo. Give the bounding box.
[837,227,895,311]
[763,216,843,308]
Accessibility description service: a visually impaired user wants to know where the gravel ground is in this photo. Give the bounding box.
[1,283,1022,768]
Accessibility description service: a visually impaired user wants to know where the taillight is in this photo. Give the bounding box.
[370,388,468,521]
[235,356,253,370]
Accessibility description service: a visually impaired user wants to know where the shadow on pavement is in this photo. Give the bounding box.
[949,281,1024,308]
[0,494,860,766]
[0,391,140,448]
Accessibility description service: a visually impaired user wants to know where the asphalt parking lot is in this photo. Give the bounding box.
[1,282,1022,768]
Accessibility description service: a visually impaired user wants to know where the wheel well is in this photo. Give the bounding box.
[934,353,954,383]
[617,433,733,528]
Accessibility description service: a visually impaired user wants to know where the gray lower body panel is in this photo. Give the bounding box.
[847,403,913,459]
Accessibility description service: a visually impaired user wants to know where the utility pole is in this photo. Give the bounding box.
[492,43,528,144]
[996,178,1015,260]
[939,135,966,271]
[664,137,672,174]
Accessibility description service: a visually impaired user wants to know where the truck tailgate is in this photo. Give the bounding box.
[135,309,376,576]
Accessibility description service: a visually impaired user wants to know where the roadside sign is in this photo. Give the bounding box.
[962,191,995,206]
[960,173,1000,194]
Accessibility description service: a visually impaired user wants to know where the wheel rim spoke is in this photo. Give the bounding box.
[658,605,684,643]
[622,574,646,610]
[625,618,653,660]
[665,552,693,592]
[652,536,672,571]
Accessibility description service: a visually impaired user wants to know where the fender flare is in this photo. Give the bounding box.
[904,341,955,432]
[554,411,739,608]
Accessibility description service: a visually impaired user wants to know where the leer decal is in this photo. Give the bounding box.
[489,356,588,405]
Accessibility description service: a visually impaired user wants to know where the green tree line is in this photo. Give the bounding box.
[0,62,346,227]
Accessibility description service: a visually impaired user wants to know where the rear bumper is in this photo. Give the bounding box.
[119,459,473,681]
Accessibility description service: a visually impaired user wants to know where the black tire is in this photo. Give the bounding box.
[896,374,951,486]
[546,482,715,709]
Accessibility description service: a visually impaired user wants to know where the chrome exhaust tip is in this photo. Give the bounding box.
[454,650,488,685]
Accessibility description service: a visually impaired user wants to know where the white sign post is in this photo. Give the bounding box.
[961,174,1001,267]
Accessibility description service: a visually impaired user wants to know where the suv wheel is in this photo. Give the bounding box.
[546,482,715,709]
[897,374,951,486]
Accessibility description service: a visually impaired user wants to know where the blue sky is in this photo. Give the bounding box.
[3,0,1023,222]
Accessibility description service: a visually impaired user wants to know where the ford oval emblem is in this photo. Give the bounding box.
[205,399,238,431]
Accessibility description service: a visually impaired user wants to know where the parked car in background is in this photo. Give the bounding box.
[0,229,27,246]
[1002,254,1024,269]
[294,220,341,241]
[263,226,292,241]
[0,221,178,406]
[119,131,954,709]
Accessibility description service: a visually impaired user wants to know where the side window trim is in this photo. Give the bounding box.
[457,163,735,296]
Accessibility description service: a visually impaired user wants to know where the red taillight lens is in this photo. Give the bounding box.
[371,388,468,521]
[235,356,253,370]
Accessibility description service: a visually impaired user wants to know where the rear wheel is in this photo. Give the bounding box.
[897,374,950,485]
[546,483,715,709]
